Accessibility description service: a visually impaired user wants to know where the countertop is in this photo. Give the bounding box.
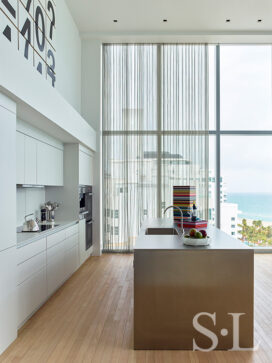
[17,220,79,248]
[134,218,251,251]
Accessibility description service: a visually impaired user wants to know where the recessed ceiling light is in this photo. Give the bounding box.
[163,19,168,22]
[113,19,118,23]
[257,19,262,23]
[226,19,231,23]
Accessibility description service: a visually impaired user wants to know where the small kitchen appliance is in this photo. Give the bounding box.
[22,214,40,232]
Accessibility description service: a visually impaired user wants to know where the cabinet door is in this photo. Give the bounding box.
[0,247,17,353]
[79,151,93,186]
[25,136,37,185]
[36,142,48,185]
[17,267,47,327]
[47,241,65,296]
[17,251,46,285]
[64,245,78,280]
[37,142,63,186]
[16,132,25,184]
[78,219,86,266]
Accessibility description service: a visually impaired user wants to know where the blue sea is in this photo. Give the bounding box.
[227,193,272,222]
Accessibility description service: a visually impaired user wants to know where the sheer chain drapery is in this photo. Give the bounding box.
[103,44,209,252]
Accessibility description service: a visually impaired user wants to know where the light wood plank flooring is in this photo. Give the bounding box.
[1,254,272,363]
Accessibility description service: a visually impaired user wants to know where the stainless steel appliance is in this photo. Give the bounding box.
[79,186,93,250]
[22,214,40,232]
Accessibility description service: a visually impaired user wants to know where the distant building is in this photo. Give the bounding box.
[208,170,238,238]
[221,203,239,237]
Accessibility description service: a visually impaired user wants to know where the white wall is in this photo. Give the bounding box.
[0,0,82,113]
[81,39,102,255]
[56,0,82,112]
[16,188,46,227]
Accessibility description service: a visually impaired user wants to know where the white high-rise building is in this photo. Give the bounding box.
[209,170,238,238]
[221,203,239,237]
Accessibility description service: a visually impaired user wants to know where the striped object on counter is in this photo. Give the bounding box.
[173,186,196,218]
[173,186,207,229]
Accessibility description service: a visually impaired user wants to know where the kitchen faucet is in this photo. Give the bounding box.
[163,205,184,236]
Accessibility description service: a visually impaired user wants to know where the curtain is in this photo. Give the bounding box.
[103,44,209,252]
[161,45,209,221]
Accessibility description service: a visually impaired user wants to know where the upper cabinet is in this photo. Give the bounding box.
[16,132,37,185]
[16,124,64,186]
[79,147,94,186]
[16,131,25,185]
[25,136,37,185]
[37,142,63,186]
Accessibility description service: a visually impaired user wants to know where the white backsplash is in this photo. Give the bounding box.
[16,187,46,227]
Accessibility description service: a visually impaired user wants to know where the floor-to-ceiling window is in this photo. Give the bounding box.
[212,45,272,248]
[103,44,209,251]
[103,44,272,251]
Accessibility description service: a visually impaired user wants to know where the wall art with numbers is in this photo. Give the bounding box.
[0,0,56,87]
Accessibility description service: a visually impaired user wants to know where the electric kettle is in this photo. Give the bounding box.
[22,214,40,232]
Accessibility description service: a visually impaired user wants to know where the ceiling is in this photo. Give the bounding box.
[66,0,272,36]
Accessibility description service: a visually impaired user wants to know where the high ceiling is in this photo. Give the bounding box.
[65,0,272,35]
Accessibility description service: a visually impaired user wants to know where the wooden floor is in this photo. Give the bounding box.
[1,254,272,363]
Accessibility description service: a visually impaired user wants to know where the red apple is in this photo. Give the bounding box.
[189,228,197,237]
[200,229,207,238]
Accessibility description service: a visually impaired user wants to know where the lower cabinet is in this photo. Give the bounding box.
[47,241,66,297]
[17,267,47,327]
[0,247,17,354]
[17,224,80,328]
[64,245,79,280]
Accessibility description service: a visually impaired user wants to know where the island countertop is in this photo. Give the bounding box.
[134,218,250,251]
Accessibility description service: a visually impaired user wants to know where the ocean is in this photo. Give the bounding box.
[227,193,272,222]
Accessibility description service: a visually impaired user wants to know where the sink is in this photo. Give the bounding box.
[145,228,178,235]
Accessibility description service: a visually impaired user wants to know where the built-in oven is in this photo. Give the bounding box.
[86,219,93,250]
[79,185,93,250]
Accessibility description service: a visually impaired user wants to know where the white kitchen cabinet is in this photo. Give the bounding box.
[16,128,63,186]
[17,267,47,327]
[17,223,80,329]
[79,150,93,186]
[37,142,63,186]
[0,94,17,354]
[17,237,46,265]
[16,132,37,185]
[47,239,66,296]
[0,96,16,252]
[64,245,78,280]
[25,135,37,184]
[16,133,37,184]
[17,251,46,286]
[0,247,17,354]
[47,229,66,250]
[16,131,25,184]
[79,219,87,265]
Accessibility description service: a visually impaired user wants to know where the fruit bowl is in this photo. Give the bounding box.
[183,235,211,246]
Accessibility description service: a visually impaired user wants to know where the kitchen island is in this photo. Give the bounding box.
[134,219,254,350]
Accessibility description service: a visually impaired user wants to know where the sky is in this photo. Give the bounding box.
[210,45,272,194]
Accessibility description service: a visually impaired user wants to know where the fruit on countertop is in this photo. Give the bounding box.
[189,228,197,237]
[200,229,207,238]
[195,231,203,239]
[186,229,209,239]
